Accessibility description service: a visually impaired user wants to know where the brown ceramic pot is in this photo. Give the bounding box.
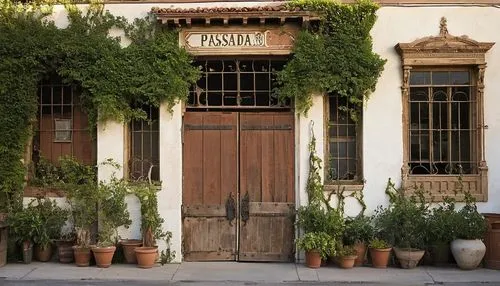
[34,243,53,262]
[121,239,142,264]
[339,255,358,269]
[354,242,367,266]
[369,247,392,268]
[73,246,91,267]
[92,246,116,268]
[305,250,322,268]
[135,247,158,269]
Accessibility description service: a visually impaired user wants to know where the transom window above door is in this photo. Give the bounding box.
[187,59,291,109]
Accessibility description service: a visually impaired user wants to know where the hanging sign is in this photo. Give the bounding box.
[180,26,298,55]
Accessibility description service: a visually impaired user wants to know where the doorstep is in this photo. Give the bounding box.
[0,262,499,284]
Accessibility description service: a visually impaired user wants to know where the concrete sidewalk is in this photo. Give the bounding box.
[1,262,500,285]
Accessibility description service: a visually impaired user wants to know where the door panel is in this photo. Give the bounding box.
[182,112,238,261]
[238,113,295,262]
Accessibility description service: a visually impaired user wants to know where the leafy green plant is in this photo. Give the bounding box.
[131,181,176,262]
[453,204,487,240]
[337,244,357,257]
[7,206,40,244]
[28,197,69,249]
[0,0,199,212]
[426,198,456,245]
[343,215,374,245]
[277,0,386,116]
[373,179,428,249]
[296,232,335,259]
[368,238,391,249]
[96,175,131,247]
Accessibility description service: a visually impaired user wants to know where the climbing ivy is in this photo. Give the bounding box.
[277,0,386,116]
[0,0,199,211]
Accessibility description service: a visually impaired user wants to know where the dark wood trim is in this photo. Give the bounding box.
[24,186,66,198]
[104,0,500,5]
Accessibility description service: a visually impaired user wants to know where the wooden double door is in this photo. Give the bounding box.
[182,112,295,262]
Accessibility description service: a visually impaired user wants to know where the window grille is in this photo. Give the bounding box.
[326,95,360,181]
[188,59,290,110]
[130,105,160,181]
[408,70,477,175]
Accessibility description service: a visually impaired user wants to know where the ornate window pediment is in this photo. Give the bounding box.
[395,17,495,202]
[395,17,494,66]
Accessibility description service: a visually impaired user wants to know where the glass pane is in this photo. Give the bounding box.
[208,60,223,72]
[63,86,72,104]
[409,87,428,101]
[410,71,430,85]
[433,130,448,161]
[255,92,270,106]
[347,141,356,158]
[198,75,207,90]
[240,73,254,91]
[433,101,448,130]
[207,74,222,91]
[152,132,159,161]
[338,142,347,157]
[329,142,339,158]
[41,86,52,104]
[223,92,237,106]
[207,92,222,106]
[255,74,270,91]
[432,87,447,101]
[239,60,252,72]
[53,86,62,105]
[329,125,338,137]
[132,133,142,159]
[432,71,449,85]
[451,71,470,85]
[240,92,255,106]
[254,60,269,72]
[452,87,469,101]
[223,73,237,91]
[223,60,236,72]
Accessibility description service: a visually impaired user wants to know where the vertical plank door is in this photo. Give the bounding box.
[238,113,295,262]
[182,112,238,261]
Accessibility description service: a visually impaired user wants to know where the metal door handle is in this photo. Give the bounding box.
[241,192,250,225]
[225,192,236,226]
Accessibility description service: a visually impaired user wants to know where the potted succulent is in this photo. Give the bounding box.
[450,194,488,270]
[30,197,69,262]
[368,238,392,268]
[296,232,335,268]
[132,182,173,268]
[92,176,131,268]
[337,244,358,269]
[343,215,374,266]
[426,198,456,265]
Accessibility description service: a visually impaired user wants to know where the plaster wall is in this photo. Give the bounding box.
[47,3,500,262]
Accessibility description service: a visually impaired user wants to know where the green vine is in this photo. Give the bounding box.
[277,0,386,116]
[0,1,199,211]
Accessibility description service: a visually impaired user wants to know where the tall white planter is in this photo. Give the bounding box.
[450,239,486,270]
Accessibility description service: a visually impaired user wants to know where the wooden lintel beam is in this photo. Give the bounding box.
[243,17,248,25]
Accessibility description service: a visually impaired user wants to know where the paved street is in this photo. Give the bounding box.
[1,262,500,285]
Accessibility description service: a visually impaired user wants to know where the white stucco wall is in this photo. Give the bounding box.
[47,2,500,262]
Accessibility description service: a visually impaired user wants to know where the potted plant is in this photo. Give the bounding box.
[450,193,488,270]
[426,198,456,265]
[59,157,99,267]
[368,238,392,268]
[337,244,358,269]
[92,175,131,268]
[7,206,39,264]
[30,197,69,262]
[54,232,75,263]
[343,215,374,266]
[374,180,427,269]
[296,232,335,268]
[132,182,174,268]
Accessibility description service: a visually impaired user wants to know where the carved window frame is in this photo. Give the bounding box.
[395,18,494,202]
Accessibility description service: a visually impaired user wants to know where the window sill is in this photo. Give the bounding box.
[403,174,487,202]
[24,186,66,198]
[323,183,364,193]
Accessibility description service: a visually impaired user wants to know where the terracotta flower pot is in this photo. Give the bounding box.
[339,255,358,269]
[73,246,91,267]
[34,243,53,262]
[354,242,367,266]
[135,247,158,269]
[121,239,142,264]
[394,247,425,269]
[369,247,392,268]
[305,250,322,269]
[55,240,74,263]
[92,246,116,268]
